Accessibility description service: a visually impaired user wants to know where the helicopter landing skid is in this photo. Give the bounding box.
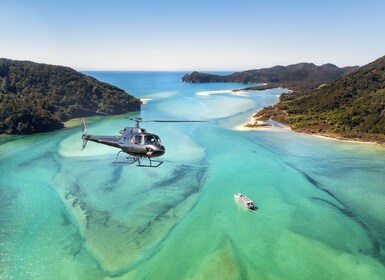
[113,151,163,167]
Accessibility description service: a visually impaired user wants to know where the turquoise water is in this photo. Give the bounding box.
[1,72,385,280]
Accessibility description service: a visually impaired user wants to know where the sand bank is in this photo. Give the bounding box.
[233,112,290,131]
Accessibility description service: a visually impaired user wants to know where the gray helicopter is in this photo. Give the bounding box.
[81,117,205,167]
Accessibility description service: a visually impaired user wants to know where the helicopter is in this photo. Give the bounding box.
[81,117,206,167]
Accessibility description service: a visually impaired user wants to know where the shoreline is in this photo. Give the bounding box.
[308,133,380,145]
[236,110,384,146]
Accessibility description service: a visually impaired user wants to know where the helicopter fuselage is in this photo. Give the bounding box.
[80,117,205,167]
[81,119,165,160]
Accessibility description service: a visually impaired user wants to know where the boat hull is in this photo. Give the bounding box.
[234,193,257,210]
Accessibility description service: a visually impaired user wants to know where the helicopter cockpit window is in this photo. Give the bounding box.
[144,135,158,145]
[131,135,142,145]
[155,135,161,144]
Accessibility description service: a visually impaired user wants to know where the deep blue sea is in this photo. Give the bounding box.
[1,72,385,279]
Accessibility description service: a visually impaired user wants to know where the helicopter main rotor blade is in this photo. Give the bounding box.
[143,120,208,123]
[120,117,207,124]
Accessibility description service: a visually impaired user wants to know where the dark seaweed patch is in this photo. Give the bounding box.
[100,164,124,192]
[310,196,383,263]
[291,168,385,264]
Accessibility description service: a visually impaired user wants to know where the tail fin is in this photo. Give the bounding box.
[81,118,88,150]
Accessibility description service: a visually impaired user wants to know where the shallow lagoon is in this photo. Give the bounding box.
[1,72,384,279]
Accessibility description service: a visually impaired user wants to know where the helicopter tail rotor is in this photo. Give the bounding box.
[81,118,89,150]
[81,138,88,151]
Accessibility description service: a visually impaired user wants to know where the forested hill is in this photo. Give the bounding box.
[261,55,385,143]
[182,63,358,88]
[0,59,141,134]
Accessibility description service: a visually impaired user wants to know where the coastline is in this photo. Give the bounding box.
[308,133,380,145]
[236,110,384,146]
[197,81,381,145]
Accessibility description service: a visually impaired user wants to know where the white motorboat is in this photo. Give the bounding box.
[234,192,257,210]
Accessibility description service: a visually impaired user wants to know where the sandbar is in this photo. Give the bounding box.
[234,112,290,131]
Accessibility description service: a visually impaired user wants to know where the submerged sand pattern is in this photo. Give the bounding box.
[1,72,385,279]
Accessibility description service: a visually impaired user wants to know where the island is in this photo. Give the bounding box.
[182,58,385,144]
[0,58,141,134]
[182,62,358,88]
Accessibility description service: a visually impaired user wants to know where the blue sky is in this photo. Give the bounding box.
[1,0,384,71]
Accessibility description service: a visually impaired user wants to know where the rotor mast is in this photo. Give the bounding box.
[134,117,142,128]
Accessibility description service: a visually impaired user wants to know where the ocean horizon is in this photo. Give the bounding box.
[1,71,384,279]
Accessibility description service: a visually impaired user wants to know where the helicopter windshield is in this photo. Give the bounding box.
[144,135,160,145]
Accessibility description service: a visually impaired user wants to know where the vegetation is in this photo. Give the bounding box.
[0,59,141,134]
[257,55,385,143]
[183,57,385,143]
